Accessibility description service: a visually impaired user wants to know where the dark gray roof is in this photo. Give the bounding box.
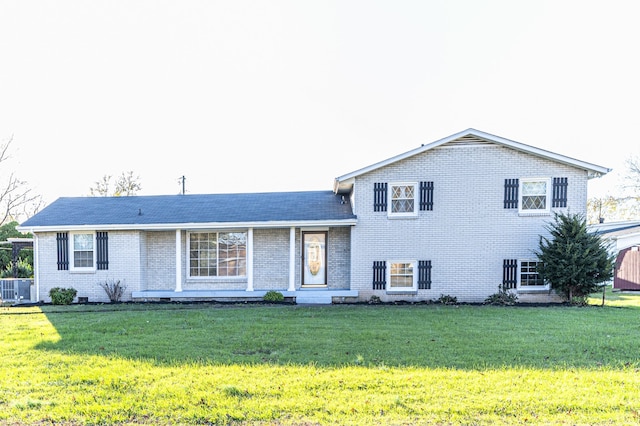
[19,191,356,229]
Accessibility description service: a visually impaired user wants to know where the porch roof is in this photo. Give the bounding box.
[18,191,357,232]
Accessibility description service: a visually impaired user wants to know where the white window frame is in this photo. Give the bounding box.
[519,177,551,215]
[388,182,418,218]
[69,232,96,272]
[519,259,547,289]
[387,260,417,292]
[187,231,248,279]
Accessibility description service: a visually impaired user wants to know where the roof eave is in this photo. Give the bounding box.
[17,218,358,233]
[333,128,611,191]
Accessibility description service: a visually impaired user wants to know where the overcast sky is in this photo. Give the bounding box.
[1,0,639,205]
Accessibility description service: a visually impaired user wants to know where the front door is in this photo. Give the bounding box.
[302,231,327,287]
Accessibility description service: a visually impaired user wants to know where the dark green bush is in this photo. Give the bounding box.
[49,287,77,305]
[263,291,284,302]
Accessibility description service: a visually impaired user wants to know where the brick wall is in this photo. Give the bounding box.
[35,231,143,303]
[350,143,589,303]
[253,227,351,290]
[145,231,176,291]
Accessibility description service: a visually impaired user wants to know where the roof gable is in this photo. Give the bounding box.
[334,128,611,193]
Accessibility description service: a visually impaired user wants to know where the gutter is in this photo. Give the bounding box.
[17,218,358,233]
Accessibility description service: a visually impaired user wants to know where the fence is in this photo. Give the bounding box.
[0,279,33,302]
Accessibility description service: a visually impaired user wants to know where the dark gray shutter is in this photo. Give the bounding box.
[374,183,387,212]
[96,231,109,270]
[419,181,434,211]
[56,232,69,270]
[418,260,432,289]
[372,261,386,289]
[552,177,568,208]
[503,259,518,289]
[504,179,519,209]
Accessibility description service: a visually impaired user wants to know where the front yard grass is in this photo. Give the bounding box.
[1,297,640,424]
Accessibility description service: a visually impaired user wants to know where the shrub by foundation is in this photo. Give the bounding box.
[98,279,127,302]
[49,287,77,305]
[263,291,284,303]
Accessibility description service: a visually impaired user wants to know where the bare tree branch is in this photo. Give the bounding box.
[623,155,640,196]
[89,175,112,196]
[89,171,141,197]
[114,171,142,196]
[0,136,42,223]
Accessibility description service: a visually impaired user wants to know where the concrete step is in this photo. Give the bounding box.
[295,294,333,305]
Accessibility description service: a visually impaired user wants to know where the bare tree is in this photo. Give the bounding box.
[0,136,42,224]
[624,155,640,196]
[587,154,640,224]
[89,175,112,197]
[89,171,142,196]
[114,171,142,196]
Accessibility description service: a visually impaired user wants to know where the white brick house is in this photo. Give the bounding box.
[19,129,610,304]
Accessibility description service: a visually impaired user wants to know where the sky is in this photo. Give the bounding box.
[1,0,639,207]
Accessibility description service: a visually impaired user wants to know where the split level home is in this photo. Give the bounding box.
[18,129,611,304]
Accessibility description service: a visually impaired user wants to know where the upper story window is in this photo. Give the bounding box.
[71,232,95,270]
[520,178,551,214]
[189,231,247,278]
[374,181,433,214]
[389,183,418,217]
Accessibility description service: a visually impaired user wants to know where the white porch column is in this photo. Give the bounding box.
[246,228,254,291]
[175,229,183,292]
[288,227,296,292]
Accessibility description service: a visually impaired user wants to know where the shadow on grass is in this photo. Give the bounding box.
[30,302,640,370]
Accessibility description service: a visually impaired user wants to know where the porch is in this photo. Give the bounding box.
[131,289,359,305]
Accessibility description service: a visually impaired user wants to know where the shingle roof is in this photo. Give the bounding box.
[19,191,357,231]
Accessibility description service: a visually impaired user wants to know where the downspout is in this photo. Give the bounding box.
[32,232,39,302]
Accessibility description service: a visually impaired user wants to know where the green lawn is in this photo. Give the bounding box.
[2,294,640,425]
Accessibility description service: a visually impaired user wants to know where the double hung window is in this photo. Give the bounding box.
[71,232,95,270]
[57,232,108,271]
[389,262,415,289]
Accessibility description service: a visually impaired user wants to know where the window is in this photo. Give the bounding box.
[520,178,551,214]
[389,261,417,291]
[520,261,545,287]
[389,183,417,216]
[373,260,430,291]
[71,232,95,270]
[189,232,247,278]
